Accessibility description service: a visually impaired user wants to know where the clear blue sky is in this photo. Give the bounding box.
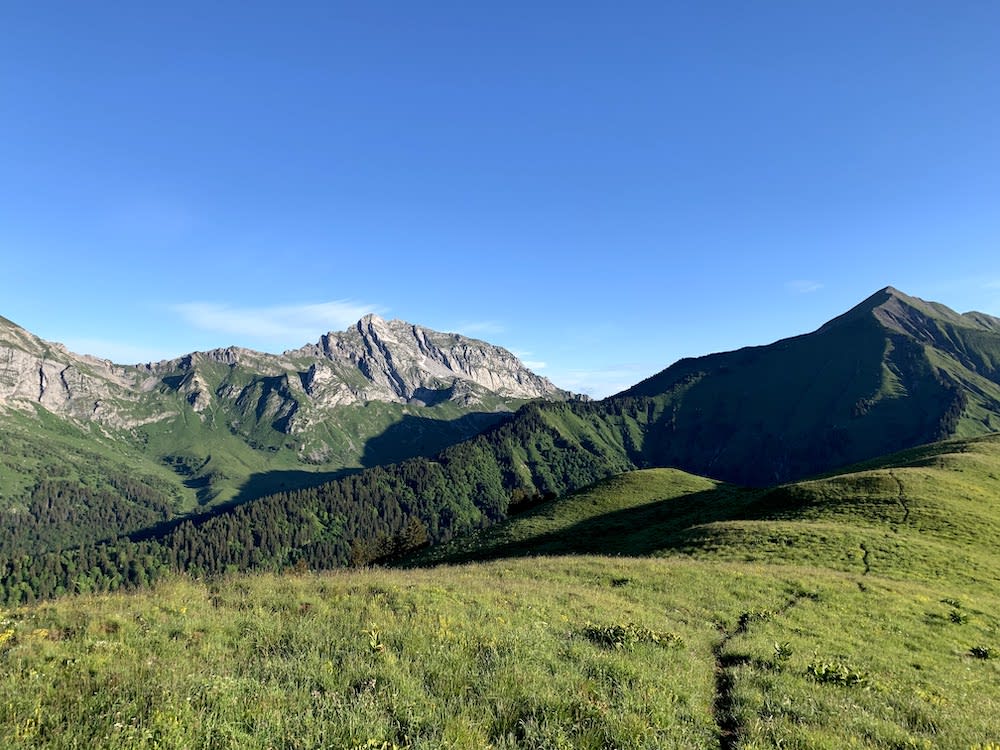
[3,2,999,396]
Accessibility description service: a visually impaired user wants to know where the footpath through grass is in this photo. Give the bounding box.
[2,434,999,748]
[0,557,997,749]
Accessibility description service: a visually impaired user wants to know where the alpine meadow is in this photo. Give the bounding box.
[1,287,999,748]
[4,4,1000,747]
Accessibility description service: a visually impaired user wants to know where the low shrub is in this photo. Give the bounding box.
[581,622,683,650]
[807,658,868,687]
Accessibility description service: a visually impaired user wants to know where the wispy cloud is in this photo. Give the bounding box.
[62,338,178,365]
[457,320,507,335]
[170,300,384,344]
[547,367,646,399]
[511,350,546,370]
[785,280,824,294]
[521,360,548,370]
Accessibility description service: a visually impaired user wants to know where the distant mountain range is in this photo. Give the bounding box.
[3,286,1000,600]
[0,312,568,429]
[0,313,572,514]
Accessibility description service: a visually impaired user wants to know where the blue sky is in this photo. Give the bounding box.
[2,2,999,397]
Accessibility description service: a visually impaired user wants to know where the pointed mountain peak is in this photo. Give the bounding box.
[287,314,572,404]
[858,285,920,311]
[870,287,995,336]
[817,286,989,337]
[356,313,399,340]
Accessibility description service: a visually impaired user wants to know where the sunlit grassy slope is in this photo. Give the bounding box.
[415,434,1000,587]
[1,434,998,749]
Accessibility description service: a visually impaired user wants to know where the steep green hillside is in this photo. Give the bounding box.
[623,287,1000,485]
[0,409,185,556]
[0,400,473,558]
[8,385,1000,608]
[2,413,1000,748]
[0,400,648,603]
[134,395,513,507]
[416,433,1000,588]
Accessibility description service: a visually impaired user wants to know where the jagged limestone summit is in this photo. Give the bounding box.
[0,313,566,421]
[5,286,1000,570]
[0,313,572,509]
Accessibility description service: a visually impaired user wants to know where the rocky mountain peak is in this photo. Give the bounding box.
[295,316,569,405]
[1,312,571,447]
[357,312,387,327]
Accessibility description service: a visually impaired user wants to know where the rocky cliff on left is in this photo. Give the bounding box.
[0,314,572,507]
[0,315,165,428]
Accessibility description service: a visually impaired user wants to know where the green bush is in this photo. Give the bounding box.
[806,658,869,687]
[581,622,683,650]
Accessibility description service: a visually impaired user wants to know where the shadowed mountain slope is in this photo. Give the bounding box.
[411,432,1000,587]
[620,286,1000,484]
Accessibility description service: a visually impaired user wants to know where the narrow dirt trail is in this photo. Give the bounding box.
[888,470,910,525]
[711,593,810,749]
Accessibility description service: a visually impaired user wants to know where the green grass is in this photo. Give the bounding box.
[2,433,999,747]
[0,559,996,749]
[416,434,1000,590]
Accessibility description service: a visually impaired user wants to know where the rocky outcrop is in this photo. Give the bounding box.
[291,314,565,405]
[0,314,571,440]
[0,317,146,426]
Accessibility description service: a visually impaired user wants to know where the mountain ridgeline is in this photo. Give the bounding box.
[0,313,573,515]
[3,287,1000,603]
[621,286,1000,484]
[0,313,567,426]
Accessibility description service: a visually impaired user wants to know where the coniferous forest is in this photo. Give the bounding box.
[0,399,647,604]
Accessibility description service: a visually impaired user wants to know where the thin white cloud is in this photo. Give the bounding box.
[522,360,548,370]
[786,280,824,294]
[171,300,385,343]
[457,320,507,335]
[62,338,178,365]
[510,350,546,370]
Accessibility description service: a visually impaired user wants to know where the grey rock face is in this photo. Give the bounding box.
[0,314,570,437]
[290,314,564,404]
[0,317,149,426]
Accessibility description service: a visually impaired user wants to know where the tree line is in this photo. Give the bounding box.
[0,398,658,605]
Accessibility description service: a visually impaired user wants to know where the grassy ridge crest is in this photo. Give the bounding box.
[415,433,1000,587]
[2,430,998,747]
